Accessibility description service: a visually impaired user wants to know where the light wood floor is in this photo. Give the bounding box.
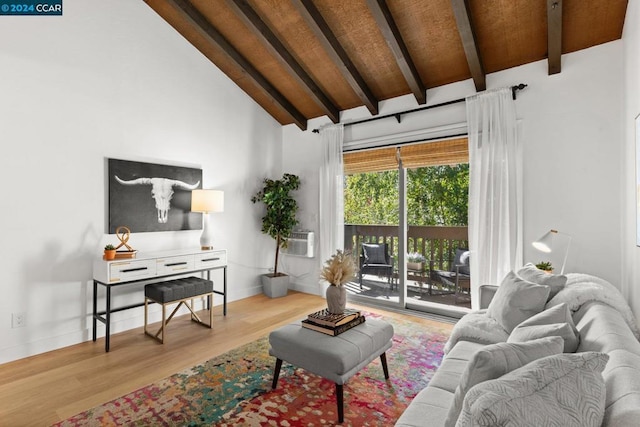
[0,291,453,426]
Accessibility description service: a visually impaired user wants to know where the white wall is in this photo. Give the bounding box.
[0,0,282,363]
[623,0,640,328]
[284,42,627,314]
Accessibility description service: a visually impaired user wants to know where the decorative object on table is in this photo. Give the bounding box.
[103,244,116,261]
[321,249,357,314]
[407,251,427,271]
[301,315,366,336]
[112,225,137,259]
[307,307,362,327]
[108,158,202,233]
[532,229,572,273]
[535,261,553,273]
[190,189,224,250]
[251,173,301,298]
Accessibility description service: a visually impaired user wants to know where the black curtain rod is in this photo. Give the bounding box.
[312,83,528,133]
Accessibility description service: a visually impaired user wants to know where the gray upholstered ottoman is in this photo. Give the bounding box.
[268,318,394,423]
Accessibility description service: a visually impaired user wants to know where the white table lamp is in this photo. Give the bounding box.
[191,189,224,250]
[532,229,572,274]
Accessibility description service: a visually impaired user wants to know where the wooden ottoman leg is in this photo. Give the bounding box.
[380,352,390,379]
[272,358,283,389]
[336,383,344,423]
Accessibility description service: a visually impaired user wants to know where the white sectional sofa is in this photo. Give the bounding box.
[396,265,640,427]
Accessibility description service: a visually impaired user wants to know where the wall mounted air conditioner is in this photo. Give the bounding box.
[282,230,314,258]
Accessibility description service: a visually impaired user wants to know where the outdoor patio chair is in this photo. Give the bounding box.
[429,248,470,304]
[359,243,394,289]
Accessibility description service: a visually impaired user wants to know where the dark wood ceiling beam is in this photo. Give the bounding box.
[366,0,426,105]
[451,0,486,91]
[226,0,340,123]
[293,0,379,116]
[547,0,563,75]
[164,0,308,130]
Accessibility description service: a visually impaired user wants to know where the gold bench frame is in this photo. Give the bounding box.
[144,292,214,344]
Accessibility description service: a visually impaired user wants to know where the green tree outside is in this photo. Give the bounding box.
[344,164,469,226]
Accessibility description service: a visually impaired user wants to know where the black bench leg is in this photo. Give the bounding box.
[336,383,344,423]
[380,352,389,379]
[272,358,283,389]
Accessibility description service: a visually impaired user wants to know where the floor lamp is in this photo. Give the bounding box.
[532,229,572,274]
[191,189,224,250]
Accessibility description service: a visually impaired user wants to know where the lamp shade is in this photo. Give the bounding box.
[191,189,224,213]
[532,230,556,253]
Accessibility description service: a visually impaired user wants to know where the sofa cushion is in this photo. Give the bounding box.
[574,301,640,355]
[517,262,567,300]
[394,386,453,427]
[444,336,564,427]
[457,352,609,427]
[486,271,550,333]
[602,349,640,426]
[507,303,579,352]
[430,341,486,394]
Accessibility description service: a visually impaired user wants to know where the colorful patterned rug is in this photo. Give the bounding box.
[55,312,451,426]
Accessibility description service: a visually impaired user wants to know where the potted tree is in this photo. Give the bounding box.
[251,173,301,298]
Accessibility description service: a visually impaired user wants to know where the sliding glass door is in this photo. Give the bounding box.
[343,138,471,316]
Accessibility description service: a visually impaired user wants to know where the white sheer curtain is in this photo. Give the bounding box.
[319,124,345,273]
[467,87,523,309]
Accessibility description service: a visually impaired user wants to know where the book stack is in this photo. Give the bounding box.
[301,308,365,336]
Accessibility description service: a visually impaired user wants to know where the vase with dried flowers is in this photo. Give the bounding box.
[320,249,357,314]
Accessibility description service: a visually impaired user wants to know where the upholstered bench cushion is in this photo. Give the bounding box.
[145,277,213,303]
[268,318,394,384]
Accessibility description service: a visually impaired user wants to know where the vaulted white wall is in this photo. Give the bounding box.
[0,0,282,363]
[283,41,629,323]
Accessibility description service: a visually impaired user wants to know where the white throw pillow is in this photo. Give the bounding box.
[444,336,564,427]
[508,303,580,352]
[486,271,550,333]
[456,352,609,427]
[517,262,567,300]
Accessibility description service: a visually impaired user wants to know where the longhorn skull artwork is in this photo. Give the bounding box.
[115,176,200,223]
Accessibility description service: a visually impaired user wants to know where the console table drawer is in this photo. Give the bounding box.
[156,255,195,275]
[195,251,227,269]
[109,259,157,282]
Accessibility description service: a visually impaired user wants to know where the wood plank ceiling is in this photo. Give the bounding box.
[143,0,628,130]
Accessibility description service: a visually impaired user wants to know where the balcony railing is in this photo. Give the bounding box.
[344,224,468,272]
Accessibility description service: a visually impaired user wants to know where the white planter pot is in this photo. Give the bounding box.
[261,274,289,298]
[407,262,423,271]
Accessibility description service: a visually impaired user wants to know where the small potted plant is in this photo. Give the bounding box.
[104,244,117,261]
[407,252,427,271]
[535,261,553,273]
[320,250,357,314]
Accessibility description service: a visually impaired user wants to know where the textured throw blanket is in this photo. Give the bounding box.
[444,273,640,354]
[443,310,508,354]
[548,273,640,339]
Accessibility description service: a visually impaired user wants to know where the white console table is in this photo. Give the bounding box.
[92,248,227,352]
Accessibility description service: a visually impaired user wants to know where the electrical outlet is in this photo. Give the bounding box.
[12,312,26,328]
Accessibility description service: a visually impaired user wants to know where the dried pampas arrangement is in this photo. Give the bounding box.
[321,250,357,286]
